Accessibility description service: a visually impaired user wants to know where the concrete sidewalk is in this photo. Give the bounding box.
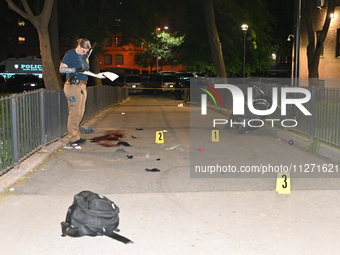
[0,94,339,255]
[1,191,340,255]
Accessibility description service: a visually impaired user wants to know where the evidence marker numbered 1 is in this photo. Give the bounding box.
[211,130,220,142]
[276,172,291,194]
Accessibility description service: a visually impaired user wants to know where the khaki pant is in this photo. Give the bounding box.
[64,81,87,143]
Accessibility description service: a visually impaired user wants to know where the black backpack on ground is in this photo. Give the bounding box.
[61,190,133,244]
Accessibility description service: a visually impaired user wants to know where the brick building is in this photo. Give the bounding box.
[299,5,340,88]
[98,32,183,74]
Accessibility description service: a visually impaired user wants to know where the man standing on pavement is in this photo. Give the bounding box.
[60,38,95,147]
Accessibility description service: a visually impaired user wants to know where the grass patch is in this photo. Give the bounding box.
[308,139,320,153]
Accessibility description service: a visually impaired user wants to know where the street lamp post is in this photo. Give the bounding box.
[156,45,159,73]
[293,0,301,87]
[287,34,295,85]
[241,24,248,84]
[156,27,160,73]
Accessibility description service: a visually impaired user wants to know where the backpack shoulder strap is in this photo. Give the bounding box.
[61,221,133,244]
[105,231,134,244]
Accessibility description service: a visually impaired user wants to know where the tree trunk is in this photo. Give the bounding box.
[302,0,335,84]
[49,0,63,88]
[6,0,61,90]
[36,24,61,90]
[202,0,227,78]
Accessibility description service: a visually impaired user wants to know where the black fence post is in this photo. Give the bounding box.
[39,90,46,144]
[10,96,19,163]
[309,86,316,139]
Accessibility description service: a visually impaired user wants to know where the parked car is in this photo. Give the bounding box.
[144,73,178,94]
[0,75,6,92]
[111,74,144,94]
[174,72,197,100]
[5,74,44,93]
[158,71,175,75]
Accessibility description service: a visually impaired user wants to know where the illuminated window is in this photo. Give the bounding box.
[104,54,112,65]
[116,54,123,65]
[115,36,123,47]
[18,37,26,44]
[18,20,25,26]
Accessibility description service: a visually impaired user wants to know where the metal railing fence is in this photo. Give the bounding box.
[254,85,340,148]
[0,86,128,176]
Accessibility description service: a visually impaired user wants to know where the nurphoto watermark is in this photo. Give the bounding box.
[190,77,339,179]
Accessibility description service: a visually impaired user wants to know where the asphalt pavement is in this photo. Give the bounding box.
[0,93,339,255]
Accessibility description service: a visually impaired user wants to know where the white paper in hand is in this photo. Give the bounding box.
[83,71,118,81]
[98,72,119,81]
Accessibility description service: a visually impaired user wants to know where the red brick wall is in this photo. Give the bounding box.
[300,6,340,88]
[99,33,183,74]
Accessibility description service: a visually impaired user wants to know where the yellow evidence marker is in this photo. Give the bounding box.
[155,131,164,144]
[211,130,219,142]
[276,172,291,194]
